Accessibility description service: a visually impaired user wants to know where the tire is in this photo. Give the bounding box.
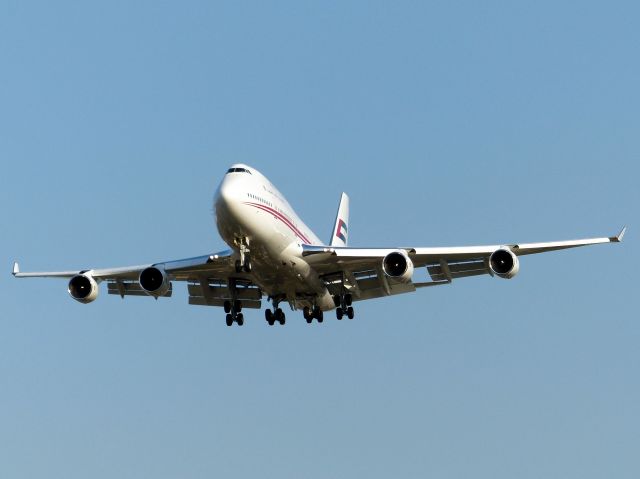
[345,294,353,306]
[225,314,233,326]
[336,307,343,320]
[224,300,232,314]
[278,314,285,325]
[347,307,354,320]
[234,300,242,312]
[237,313,244,326]
[305,316,313,324]
[333,295,341,307]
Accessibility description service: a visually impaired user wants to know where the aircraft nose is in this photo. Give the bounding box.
[215,176,243,219]
[218,179,234,204]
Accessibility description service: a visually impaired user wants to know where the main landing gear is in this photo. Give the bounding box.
[224,300,244,326]
[303,306,324,324]
[334,293,355,320]
[265,297,286,326]
[265,308,286,326]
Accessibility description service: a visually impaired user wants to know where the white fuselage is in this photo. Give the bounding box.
[214,165,335,310]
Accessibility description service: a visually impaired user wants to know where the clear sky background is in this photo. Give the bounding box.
[1,1,638,478]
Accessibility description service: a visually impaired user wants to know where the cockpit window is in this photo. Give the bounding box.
[226,167,252,174]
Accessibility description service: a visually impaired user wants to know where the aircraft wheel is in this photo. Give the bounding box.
[303,306,313,323]
[303,306,313,322]
[237,313,244,326]
[347,307,354,320]
[243,256,252,273]
[265,309,274,325]
[224,300,232,314]
[336,307,344,320]
[225,314,233,326]
[234,300,242,312]
[345,294,353,306]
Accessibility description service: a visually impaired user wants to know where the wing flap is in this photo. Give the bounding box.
[107,282,173,298]
[426,260,488,282]
[189,297,262,309]
[160,251,234,279]
[353,277,416,301]
[187,279,262,308]
[187,283,262,301]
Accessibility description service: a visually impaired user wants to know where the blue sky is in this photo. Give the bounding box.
[1,1,638,478]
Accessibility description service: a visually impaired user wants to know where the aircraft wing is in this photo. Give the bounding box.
[302,227,626,302]
[12,249,264,308]
[12,250,235,281]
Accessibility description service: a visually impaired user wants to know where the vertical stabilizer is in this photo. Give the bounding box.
[330,193,350,247]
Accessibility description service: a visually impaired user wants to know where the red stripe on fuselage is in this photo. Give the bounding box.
[243,202,311,244]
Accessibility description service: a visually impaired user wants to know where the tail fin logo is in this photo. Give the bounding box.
[336,219,348,244]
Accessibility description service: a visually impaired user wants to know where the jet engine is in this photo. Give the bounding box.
[489,248,520,279]
[139,266,171,297]
[68,274,99,304]
[382,250,414,283]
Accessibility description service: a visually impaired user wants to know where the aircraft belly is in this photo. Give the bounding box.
[215,184,333,310]
[249,241,334,310]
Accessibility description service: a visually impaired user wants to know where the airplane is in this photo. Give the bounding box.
[13,164,626,326]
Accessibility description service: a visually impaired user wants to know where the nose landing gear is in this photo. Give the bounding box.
[234,238,252,273]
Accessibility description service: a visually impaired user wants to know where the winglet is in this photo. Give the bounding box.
[12,262,19,276]
[611,226,626,243]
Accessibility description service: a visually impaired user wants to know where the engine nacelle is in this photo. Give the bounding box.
[382,250,414,283]
[68,274,99,304]
[139,266,171,297]
[489,248,520,279]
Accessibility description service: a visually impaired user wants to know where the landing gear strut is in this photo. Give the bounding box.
[235,238,252,273]
[224,280,245,326]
